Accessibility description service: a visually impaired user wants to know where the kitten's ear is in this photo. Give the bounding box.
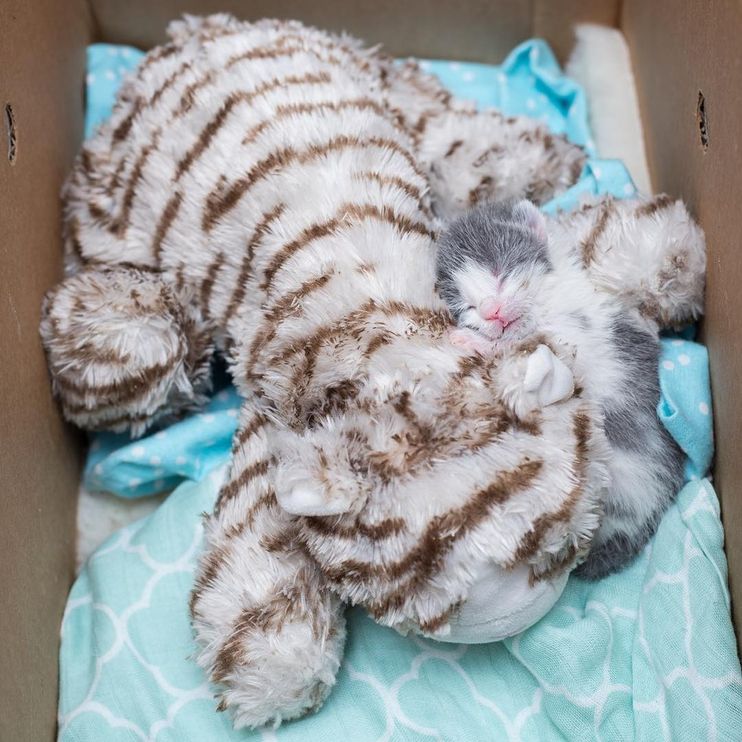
[515,200,548,243]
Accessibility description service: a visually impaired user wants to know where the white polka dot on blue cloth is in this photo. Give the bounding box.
[131,445,146,458]
[176,455,187,466]
[150,456,161,466]
[678,354,690,366]
[699,402,709,416]
[663,360,675,371]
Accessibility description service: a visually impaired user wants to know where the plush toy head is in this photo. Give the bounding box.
[266,327,609,640]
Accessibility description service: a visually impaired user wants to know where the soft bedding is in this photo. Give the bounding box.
[59,41,741,741]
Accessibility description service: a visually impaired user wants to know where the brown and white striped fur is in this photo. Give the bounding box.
[37,14,663,728]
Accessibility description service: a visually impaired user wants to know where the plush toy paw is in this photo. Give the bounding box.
[522,344,575,407]
[40,267,213,435]
[499,343,575,417]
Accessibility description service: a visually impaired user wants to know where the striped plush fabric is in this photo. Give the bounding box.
[40,14,704,730]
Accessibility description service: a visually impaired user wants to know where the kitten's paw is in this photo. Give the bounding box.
[449,328,494,355]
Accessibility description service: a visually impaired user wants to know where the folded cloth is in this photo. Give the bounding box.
[59,40,741,741]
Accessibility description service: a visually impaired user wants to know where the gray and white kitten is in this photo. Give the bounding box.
[436,200,685,579]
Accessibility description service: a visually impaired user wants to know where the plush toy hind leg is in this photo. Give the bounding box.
[552,195,706,327]
[380,59,586,219]
[40,266,213,436]
[418,109,586,219]
[190,399,346,729]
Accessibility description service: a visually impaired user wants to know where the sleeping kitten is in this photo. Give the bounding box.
[436,199,685,579]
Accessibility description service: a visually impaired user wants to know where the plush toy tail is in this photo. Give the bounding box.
[39,266,213,436]
[190,398,346,730]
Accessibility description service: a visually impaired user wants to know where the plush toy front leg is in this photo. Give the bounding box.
[40,266,212,436]
[190,399,346,729]
[451,329,575,416]
[417,109,586,219]
[555,195,706,327]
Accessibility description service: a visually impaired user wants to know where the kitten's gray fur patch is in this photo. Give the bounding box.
[436,200,552,320]
[575,314,685,579]
[570,310,591,332]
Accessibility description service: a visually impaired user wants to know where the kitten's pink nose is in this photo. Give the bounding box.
[479,297,503,322]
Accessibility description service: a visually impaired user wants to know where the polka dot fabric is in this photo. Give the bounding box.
[84,45,143,139]
[61,40,741,742]
[658,337,714,481]
[85,386,241,498]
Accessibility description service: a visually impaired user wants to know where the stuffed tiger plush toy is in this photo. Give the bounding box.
[40,15,705,729]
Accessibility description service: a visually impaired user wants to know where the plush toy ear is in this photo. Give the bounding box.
[271,426,368,516]
[515,199,548,243]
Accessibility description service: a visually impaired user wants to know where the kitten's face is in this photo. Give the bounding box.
[436,200,552,342]
[446,261,545,340]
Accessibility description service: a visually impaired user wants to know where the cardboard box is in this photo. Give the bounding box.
[1,1,739,738]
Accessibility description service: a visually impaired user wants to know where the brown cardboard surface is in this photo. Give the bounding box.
[0,1,91,739]
[89,0,532,62]
[88,0,618,63]
[533,0,620,62]
[623,0,742,647]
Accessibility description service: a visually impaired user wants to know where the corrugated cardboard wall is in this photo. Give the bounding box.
[88,0,620,63]
[0,1,91,740]
[623,0,742,646]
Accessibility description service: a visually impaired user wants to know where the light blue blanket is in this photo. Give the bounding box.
[59,41,741,741]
